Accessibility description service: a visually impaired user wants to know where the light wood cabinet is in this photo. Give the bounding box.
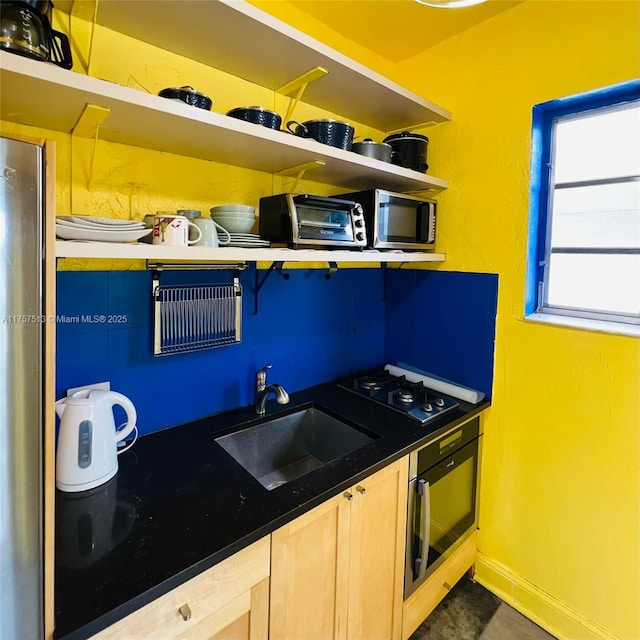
[270,457,409,640]
[90,536,270,640]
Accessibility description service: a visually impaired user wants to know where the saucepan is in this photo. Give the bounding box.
[286,119,355,151]
[351,138,392,163]
[226,106,282,130]
[158,86,213,111]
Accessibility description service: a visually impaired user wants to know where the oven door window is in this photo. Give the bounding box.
[378,195,431,243]
[296,205,354,240]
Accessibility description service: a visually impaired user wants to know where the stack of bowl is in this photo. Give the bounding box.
[209,204,256,234]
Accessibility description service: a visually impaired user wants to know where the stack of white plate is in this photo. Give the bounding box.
[226,233,270,248]
[55,216,152,243]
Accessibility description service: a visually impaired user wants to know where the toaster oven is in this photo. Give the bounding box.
[258,193,367,249]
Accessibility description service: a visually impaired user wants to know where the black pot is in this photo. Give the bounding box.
[0,1,72,69]
[351,138,392,163]
[158,86,212,111]
[286,119,355,151]
[383,131,429,173]
[226,106,282,130]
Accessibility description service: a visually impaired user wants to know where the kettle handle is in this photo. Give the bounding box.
[108,392,137,443]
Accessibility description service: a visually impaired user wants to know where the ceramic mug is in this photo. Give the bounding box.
[152,214,201,246]
[192,217,231,247]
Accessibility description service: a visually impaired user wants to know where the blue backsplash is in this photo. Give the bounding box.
[56,268,497,436]
[384,270,498,398]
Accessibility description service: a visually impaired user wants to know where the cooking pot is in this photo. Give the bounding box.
[351,138,392,163]
[158,86,212,110]
[286,119,355,151]
[226,106,282,130]
[383,131,429,173]
[0,1,72,69]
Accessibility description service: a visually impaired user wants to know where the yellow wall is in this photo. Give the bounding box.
[389,2,639,638]
[255,1,640,638]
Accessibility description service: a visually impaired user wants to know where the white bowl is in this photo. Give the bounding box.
[211,216,255,233]
[210,210,256,219]
[210,204,255,215]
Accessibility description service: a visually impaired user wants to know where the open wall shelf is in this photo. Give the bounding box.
[1,53,448,192]
[55,241,446,264]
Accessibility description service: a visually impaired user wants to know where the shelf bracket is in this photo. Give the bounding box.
[276,160,326,192]
[252,260,340,314]
[71,103,110,189]
[253,261,289,315]
[277,66,329,125]
[324,262,338,280]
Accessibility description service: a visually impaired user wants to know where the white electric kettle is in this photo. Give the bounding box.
[55,389,137,492]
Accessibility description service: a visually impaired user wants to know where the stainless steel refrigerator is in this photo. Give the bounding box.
[0,135,46,639]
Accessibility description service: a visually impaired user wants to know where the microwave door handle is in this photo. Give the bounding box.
[417,478,431,581]
[417,203,430,241]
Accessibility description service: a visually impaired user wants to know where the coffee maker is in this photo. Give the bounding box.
[0,0,72,69]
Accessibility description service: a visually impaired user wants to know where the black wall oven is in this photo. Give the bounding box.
[404,416,481,598]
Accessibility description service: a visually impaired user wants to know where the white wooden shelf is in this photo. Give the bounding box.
[0,53,448,192]
[56,0,451,133]
[55,241,446,264]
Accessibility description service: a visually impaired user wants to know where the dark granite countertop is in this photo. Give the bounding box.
[55,378,490,639]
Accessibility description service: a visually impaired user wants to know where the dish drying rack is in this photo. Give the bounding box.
[151,263,245,356]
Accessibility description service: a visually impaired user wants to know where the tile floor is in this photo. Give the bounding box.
[410,577,557,640]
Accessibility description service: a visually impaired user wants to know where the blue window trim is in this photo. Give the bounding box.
[525,78,640,317]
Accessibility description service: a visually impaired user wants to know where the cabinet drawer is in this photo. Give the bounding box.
[90,536,270,640]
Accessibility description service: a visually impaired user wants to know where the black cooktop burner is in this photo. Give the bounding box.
[339,367,459,424]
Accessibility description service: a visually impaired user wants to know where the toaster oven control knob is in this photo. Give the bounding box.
[422,403,433,413]
[435,397,445,407]
[356,231,365,241]
[354,219,364,227]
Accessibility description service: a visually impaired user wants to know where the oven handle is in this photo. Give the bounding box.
[417,478,431,581]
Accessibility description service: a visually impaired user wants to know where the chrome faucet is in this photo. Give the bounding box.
[255,364,290,416]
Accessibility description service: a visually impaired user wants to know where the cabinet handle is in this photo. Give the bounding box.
[178,603,192,621]
[343,491,353,501]
[355,485,366,495]
[443,582,452,592]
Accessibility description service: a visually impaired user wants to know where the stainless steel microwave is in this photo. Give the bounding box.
[339,189,436,251]
[258,193,367,249]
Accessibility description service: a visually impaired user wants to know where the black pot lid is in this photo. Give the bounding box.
[159,86,209,98]
[353,138,391,148]
[302,119,353,127]
[383,131,429,143]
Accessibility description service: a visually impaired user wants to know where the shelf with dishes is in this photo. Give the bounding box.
[0,52,447,193]
[54,0,450,133]
[55,241,446,264]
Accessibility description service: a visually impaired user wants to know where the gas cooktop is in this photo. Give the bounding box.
[338,367,459,424]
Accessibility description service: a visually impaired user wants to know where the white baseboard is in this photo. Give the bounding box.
[475,552,620,640]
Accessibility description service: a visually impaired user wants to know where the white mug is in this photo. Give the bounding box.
[152,214,201,247]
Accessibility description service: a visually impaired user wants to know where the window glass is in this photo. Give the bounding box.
[554,104,640,183]
[527,81,640,328]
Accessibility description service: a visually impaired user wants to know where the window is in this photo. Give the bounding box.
[526,80,640,333]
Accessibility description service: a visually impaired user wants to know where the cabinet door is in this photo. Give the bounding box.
[90,537,270,640]
[270,492,352,640]
[347,458,408,640]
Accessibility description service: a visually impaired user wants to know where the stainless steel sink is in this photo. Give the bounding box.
[215,407,375,490]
